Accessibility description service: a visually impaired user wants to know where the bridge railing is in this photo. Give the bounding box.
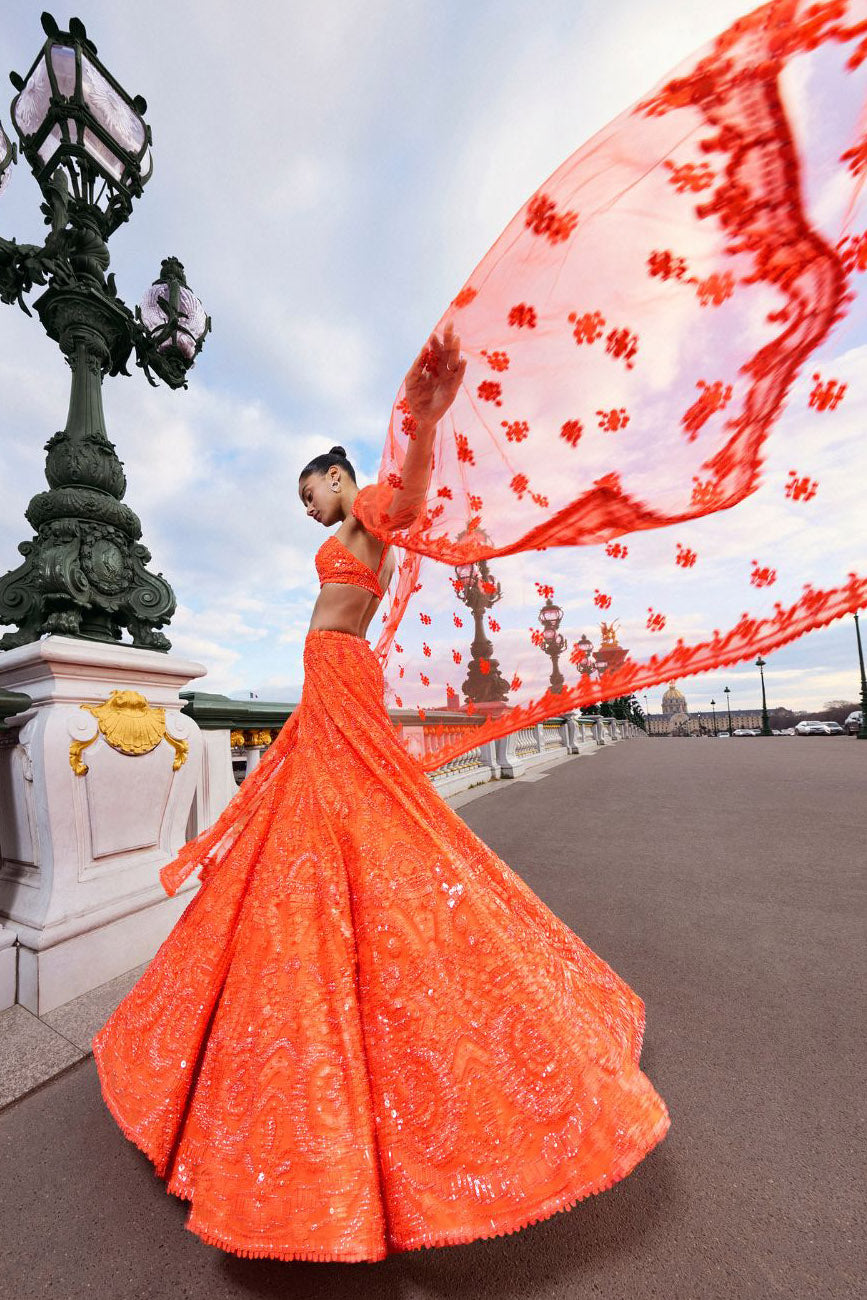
[178,691,641,808]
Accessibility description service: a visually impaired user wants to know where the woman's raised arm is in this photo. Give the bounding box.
[385,322,466,527]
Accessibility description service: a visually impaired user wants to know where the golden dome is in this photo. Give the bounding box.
[662,680,688,713]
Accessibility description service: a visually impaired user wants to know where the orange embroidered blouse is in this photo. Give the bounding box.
[314,534,388,600]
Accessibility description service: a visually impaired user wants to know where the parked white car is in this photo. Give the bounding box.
[795,720,830,735]
[733,728,760,736]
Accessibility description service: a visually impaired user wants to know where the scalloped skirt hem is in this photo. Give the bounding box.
[185,1105,670,1262]
[94,1036,669,1264]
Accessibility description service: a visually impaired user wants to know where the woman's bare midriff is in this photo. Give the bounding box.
[308,584,379,640]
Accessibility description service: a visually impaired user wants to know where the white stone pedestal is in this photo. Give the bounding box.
[0,635,208,1015]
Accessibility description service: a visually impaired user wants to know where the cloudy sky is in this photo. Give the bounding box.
[0,0,863,715]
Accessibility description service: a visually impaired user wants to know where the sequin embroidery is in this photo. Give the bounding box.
[315,534,387,600]
[92,628,670,1263]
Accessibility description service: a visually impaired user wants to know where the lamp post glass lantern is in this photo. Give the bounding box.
[10,13,153,229]
[0,120,15,195]
[137,256,211,388]
[0,12,210,652]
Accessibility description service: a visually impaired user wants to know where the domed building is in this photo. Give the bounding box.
[661,681,690,736]
[646,678,766,736]
[661,681,687,717]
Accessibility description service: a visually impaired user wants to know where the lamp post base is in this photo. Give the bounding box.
[0,634,210,1015]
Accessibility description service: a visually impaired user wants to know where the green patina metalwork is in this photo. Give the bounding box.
[453,527,510,710]
[0,687,33,728]
[180,693,298,733]
[0,13,210,653]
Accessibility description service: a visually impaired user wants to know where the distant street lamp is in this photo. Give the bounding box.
[453,524,509,715]
[710,698,718,737]
[723,685,733,736]
[0,13,210,651]
[854,611,867,739]
[538,597,567,694]
[755,655,772,736]
[575,632,597,680]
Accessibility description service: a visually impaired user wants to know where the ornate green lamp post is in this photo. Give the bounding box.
[453,524,510,715]
[0,13,210,653]
[575,632,596,679]
[853,611,867,739]
[755,655,772,736]
[573,631,598,719]
[538,597,567,694]
[710,697,718,737]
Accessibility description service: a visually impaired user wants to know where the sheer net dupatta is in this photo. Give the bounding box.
[159,710,300,897]
[354,0,867,770]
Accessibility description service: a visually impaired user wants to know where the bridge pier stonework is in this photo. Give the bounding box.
[0,635,208,1015]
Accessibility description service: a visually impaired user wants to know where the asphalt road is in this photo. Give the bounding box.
[1,736,862,1299]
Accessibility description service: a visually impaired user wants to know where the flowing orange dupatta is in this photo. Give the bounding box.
[161,0,867,896]
[350,0,867,770]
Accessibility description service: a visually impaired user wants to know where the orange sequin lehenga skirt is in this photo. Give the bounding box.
[92,628,670,1263]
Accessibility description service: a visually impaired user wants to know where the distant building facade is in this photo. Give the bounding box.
[647,680,764,735]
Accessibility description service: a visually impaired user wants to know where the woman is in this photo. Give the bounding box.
[300,323,467,641]
[92,321,670,1262]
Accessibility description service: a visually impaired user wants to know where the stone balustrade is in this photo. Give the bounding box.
[178,690,642,807]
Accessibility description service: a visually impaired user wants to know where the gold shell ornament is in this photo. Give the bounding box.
[70,689,189,776]
[231,730,273,749]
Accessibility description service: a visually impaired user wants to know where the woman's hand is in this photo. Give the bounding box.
[403,320,467,429]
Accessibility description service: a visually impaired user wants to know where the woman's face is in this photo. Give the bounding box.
[298,472,336,526]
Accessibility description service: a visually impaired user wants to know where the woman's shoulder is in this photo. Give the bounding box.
[345,491,393,580]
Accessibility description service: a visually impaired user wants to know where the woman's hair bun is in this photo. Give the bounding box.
[299,445,356,485]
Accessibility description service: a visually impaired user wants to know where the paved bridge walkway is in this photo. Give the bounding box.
[1,738,862,1298]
